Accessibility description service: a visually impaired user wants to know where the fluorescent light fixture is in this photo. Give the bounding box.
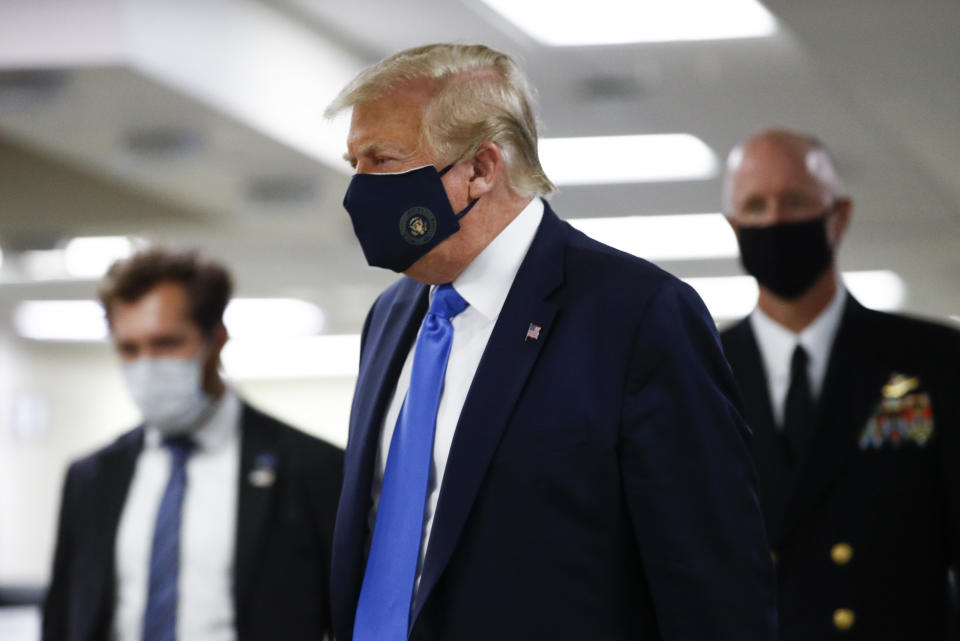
[842,270,905,312]
[12,300,108,342]
[682,270,906,321]
[683,276,759,321]
[224,298,324,339]
[20,249,67,281]
[64,236,137,278]
[480,0,777,46]
[539,134,717,185]
[221,334,360,379]
[13,297,325,342]
[569,213,737,260]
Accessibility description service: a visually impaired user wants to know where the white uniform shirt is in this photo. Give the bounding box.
[113,389,241,641]
[370,197,544,592]
[749,284,847,427]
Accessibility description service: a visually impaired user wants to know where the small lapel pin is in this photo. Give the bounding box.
[525,323,542,342]
[248,451,277,488]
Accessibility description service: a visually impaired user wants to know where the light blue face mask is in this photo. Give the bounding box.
[122,354,213,435]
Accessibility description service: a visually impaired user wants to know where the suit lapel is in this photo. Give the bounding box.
[233,405,281,612]
[777,296,887,543]
[332,280,429,638]
[84,428,143,639]
[724,321,796,546]
[411,205,565,623]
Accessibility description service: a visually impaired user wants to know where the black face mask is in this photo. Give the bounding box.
[736,213,834,299]
[342,163,478,273]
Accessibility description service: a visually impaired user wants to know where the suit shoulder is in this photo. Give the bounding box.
[565,223,675,284]
[562,222,690,314]
[719,317,752,345]
[67,427,142,481]
[243,404,344,463]
[858,306,960,355]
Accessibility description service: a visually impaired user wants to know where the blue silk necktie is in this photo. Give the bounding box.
[142,436,195,641]
[353,284,469,641]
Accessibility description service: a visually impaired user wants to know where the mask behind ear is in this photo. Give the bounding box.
[737,214,833,299]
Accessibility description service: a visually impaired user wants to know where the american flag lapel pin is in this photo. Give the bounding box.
[249,451,277,488]
[525,322,542,342]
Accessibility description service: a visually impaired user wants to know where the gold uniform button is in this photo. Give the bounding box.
[833,608,855,631]
[831,542,854,565]
[770,550,778,564]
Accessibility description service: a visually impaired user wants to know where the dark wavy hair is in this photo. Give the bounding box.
[98,247,232,336]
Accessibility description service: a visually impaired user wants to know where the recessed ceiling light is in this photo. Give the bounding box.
[480,0,777,46]
[122,126,203,159]
[539,134,718,185]
[12,298,325,342]
[245,175,317,206]
[569,213,737,260]
[221,334,360,380]
[64,236,139,279]
[224,298,324,339]
[0,69,69,108]
[13,300,108,342]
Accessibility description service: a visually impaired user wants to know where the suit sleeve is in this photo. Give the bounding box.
[42,463,78,641]
[619,280,777,640]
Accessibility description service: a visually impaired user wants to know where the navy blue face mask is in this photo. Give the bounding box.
[343,163,479,273]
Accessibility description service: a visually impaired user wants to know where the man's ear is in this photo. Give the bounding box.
[828,197,853,246]
[209,323,229,359]
[467,141,503,200]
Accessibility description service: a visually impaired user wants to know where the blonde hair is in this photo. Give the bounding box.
[325,43,555,198]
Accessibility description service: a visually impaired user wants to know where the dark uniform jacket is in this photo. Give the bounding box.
[42,403,344,641]
[722,294,960,640]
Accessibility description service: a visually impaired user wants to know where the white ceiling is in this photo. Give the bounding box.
[1,0,958,336]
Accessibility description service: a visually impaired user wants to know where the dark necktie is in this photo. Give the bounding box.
[784,345,816,462]
[142,436,195,641]
[353,284,469,641]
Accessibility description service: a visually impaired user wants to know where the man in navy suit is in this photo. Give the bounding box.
[43,248,343,641]
[325,43,776,641]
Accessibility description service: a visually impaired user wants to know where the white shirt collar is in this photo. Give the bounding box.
[750,282,848,401]
[449,198,544,321]
[145,387,241,453]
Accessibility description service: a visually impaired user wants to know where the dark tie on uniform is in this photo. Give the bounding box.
[353,284,469,641]
[143,436,195,641]
[784,344,816,462]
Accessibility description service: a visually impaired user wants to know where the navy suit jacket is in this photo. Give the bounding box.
[332,203,777,641]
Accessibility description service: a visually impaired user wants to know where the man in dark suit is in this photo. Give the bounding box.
[720,128,960,639]
[42,248,343,641]
[324,43,776,641]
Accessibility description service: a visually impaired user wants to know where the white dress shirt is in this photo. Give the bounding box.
[114,388,241,641]
[370,197,544,592]
[749,284,847,427]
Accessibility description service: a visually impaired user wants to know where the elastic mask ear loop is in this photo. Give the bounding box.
[437,162,480,221]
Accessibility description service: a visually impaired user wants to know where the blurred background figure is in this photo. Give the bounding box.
[42,248,343,641]
[720,128,960,640]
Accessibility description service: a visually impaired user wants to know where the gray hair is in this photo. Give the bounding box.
[325,43,555,198]
[722,128,848,213]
